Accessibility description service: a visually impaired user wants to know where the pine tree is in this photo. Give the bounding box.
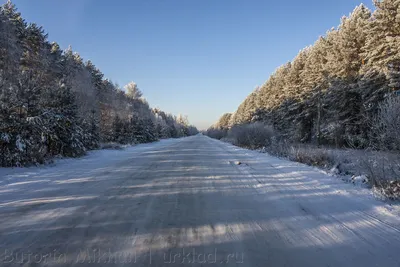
[362,0,400,74]
[125,82,142,99]
[324,5,371,79]
[216,113,232,129]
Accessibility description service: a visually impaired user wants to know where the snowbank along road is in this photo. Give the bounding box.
[1,135,400,267]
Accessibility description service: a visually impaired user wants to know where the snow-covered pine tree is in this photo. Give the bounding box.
[362,0,400,75]
[125,82,143,99]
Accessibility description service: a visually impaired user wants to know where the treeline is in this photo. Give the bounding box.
[0,1,197,167]
[208,0,400,151]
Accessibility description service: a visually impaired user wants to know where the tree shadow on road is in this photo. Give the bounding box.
[1,138,399,266]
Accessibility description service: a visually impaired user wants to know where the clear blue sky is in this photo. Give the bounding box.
[8,0,372,130]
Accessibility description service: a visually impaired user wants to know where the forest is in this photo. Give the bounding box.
[0,1,197,167]
[208,0,399,150]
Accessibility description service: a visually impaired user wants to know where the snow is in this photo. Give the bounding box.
[15,135,25,152]
[212,138,400,221]
[351,175,369,185]
[330,165,340,175]
[1,133,10,143]
[0,135,400,266]
[0,138,181,188]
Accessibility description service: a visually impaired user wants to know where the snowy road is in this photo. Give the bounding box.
[1,135,400,266]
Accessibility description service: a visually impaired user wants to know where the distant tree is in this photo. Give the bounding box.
[216,113,232,129]
[124,82,142,99]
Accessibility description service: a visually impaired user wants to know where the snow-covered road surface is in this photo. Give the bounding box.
[1,135,400,266]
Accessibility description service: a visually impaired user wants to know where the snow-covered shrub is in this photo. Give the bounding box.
[361,153,400,199]
[375,181,400,200]
[287,146,336,168]
[371,96,400,151]
[206,128,228,140]
[228,122,275,149]
[265,137,291,157]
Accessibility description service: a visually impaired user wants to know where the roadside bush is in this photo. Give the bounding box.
[286,146,336,168]
[228,122,275,149]
[361,153,400,199]
[259,138,337,169]
[265,137,291,157]
[372,96,400,151]
[205,128,227,140]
